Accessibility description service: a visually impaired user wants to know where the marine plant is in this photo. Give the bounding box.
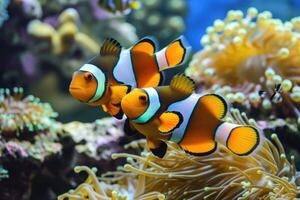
[58,110,300,200]
[0,87,58,138]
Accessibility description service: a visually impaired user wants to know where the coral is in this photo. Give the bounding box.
[63,118,125,160]
[21,0,42,18]
[185,8,300,147]
[59,110,300,200]
[27,8,99,55]
[0,87,58,138]
[127,0,187,45]
[0,167,9,180]
[186,8,300,105]
[0,130,62,161]
[0,0,10,27]
[0,88,66,199]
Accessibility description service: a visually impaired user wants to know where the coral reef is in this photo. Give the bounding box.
[0,88,64,199]
[0,87,58,138]
[186,8,300,158]
[59,110,300,200]
[186,8,300,108]
[1,1,138,119]
[63,118,125,160]
[127,0,187,45]
[27,8,99,55]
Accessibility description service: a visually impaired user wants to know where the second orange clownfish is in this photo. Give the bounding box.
[69,36,191,119]
[121,74,262,158]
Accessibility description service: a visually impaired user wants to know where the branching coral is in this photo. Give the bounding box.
[27,8,99,55]
[58,110,300,200]
[0,87,58,138]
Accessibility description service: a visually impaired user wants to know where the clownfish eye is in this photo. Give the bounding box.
[138,95,148,103]
[84,72,93,81]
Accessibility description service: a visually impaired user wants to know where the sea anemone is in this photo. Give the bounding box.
[58,110,299,200]
[186,8,299,102]
[0,87,58,138]
[186,8,300,136]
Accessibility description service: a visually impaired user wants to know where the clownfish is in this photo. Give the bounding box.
[121,74,262,158]
[69,36,191,119]
[98,0,140,15]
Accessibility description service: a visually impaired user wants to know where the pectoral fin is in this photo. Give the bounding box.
[147,138,167,158]
[110,85,131,105]
[158,112,182,133]
[103,102,124,119]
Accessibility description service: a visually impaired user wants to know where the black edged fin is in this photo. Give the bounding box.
[183,141,218,157]
[198,94,228,120]
[113,109,124,120]
[100,38,122,56]
[131,36,158,54]
[159,111,183,133]
[170,73,195,96]
[123,118,137,136]
[150,142,167,158]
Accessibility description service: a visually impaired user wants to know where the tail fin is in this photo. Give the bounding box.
[155,35,191,71]
[215,122,261,156]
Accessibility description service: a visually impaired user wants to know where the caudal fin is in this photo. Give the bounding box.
[156,35,191,71]
[215,122,261,156]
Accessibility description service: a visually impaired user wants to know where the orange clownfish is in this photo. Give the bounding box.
[69,36,191,119]
[121,74,262,158]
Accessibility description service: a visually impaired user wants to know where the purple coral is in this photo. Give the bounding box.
[5,141,29,158]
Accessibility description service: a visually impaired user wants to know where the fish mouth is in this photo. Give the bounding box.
[69,87,82,90]
[121,99,140,119]
[69,87,88,102]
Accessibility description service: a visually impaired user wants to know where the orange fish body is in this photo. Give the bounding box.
[121,74,262,158]
[69,36,191,118]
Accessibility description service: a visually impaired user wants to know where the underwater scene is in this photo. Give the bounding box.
[3,0,300,199]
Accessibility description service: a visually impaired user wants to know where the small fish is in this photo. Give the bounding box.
[98,0,140,15]
[259,84,283,103]
[69,36,191,119]
[121,74,262,158]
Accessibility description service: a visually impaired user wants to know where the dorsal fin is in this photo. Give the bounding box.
[170,74,195,95]
[131,37,158,54]
[100,38,122,56]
